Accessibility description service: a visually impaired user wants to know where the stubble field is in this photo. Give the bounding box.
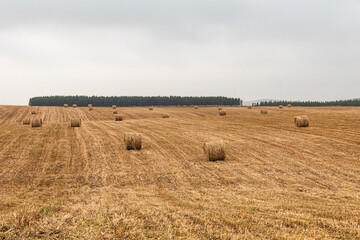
[0,105,359,239]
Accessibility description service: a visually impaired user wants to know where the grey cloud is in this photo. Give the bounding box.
[0,1,360,105]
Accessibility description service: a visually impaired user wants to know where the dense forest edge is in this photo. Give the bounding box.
[256,99,360,106]
[29,96,242,107]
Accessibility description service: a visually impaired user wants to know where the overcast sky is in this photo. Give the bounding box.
[1,0,359,105]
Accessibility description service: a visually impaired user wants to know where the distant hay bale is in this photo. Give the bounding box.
[218,107,223,110]
[124,132,142,150]
[71,119,81,127]
[248,106,252,109]
[203,141,226,161]
[149,107,153,110]
[287,104,292,108]
[31,111,36,115]
[260,110,268,114]
[294,115,309,127]
[112,105,116,109]
[64,104,68,108]
[72,104,77,108]
[219,110,226,116]
[31,119,42,128]
[161,113,169,118]
[115,115,123,121]
[279,105,283,109]
[23,119,30,125]
[88,104,93,108]
[194,105,199,109]
[113,111,118,114]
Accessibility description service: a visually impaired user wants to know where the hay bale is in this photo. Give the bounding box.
[219,110,226,116]
[149,107,153,110]
[112,105,116,109]
[113,111,118,114]
[294,115,309,127]
[287,104,292,108]
[89,107,93,111]
[88,104,93,108]
[248,106,252,109]
[218,107,223,110]
[64,104,68,108]
[72,104,77,108]
[279,105,283,109]
[70,119,81,127]
[161,113,169,118]
[260,110,268,114]
[203,141,226,161]
[194,106,199,109]
[23,119,30,125]
[124,133,142,150]
[31,119,42,127]
[31,111,36,115]
[115,115,123,121]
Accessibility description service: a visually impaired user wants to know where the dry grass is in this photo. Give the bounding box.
[0,106,360,239]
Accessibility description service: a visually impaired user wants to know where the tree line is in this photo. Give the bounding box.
[29,95,242,107]
[256,99,360,106]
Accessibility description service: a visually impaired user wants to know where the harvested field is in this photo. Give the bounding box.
[0,106,360,239]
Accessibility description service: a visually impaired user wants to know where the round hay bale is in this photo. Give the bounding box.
[194,105,199,109]
[124,132,142,150]
[89,107,93,111]
[149,107,153,110]
[287,104,292,108]
[279,105,283,109]
[88,104,93,108]
[31,119,42,127]
[203,141,226,161]
[113,110,118,114]
[218,107,223,110]
[31,110,36,115]
[219,110,226,116]
[72,104,77,108]
[161,113,169,118]
[112,105,116,109]
[247,106,252,109]
[23,119,30,125]
[115,115,123,121]
[71,119,81,127]
[260,110,268,114]
[64,104,68,108]
[294,115,309,127]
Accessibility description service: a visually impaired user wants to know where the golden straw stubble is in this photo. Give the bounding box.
[203,141,226,161]
[124,133,142,150]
